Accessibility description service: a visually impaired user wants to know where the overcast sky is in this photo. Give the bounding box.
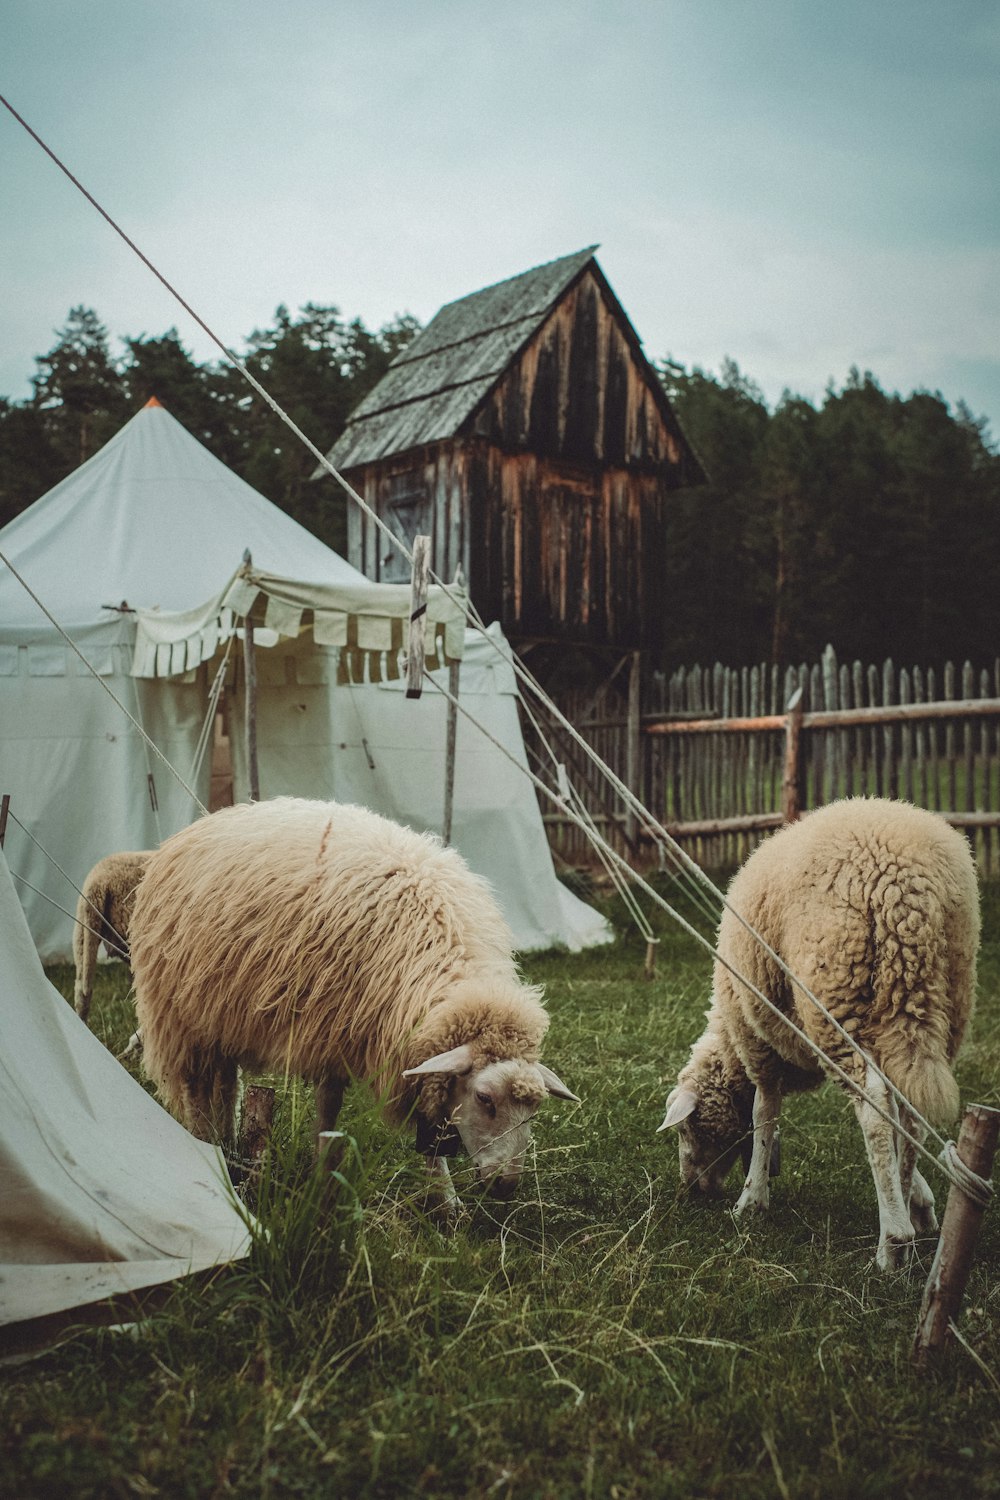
[2,1,998,438]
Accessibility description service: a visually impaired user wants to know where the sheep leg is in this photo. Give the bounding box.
[73,893,102,1021]
[423,1156,467,1229]
[180,1048,239,1146]
[852,1063,915,1271]
[896,1101,937,1233]
[734,1083,782,1217]
[315,1077,347,1161]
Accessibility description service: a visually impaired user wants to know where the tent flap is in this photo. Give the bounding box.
[133,567,468,685]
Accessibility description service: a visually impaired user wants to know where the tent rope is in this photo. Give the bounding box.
[0,92,977,1199]
[3,807,130,958]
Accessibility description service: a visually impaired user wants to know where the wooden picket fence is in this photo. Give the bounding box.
[531,646,1000,875]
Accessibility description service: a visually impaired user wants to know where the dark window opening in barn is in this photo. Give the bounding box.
[381,468,430,582]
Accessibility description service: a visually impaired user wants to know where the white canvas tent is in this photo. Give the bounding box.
[0,844,249,1336]
[0,399,609,960]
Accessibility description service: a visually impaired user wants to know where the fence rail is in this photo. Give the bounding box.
[530,646,1000,875]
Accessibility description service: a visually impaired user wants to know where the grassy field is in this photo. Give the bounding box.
[3,877,1000,1498]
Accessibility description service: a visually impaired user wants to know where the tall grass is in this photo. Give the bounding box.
[3,882,1000,1498]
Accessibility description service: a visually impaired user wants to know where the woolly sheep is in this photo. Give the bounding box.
[130,798,578,1210]
[659,798,979,1271]
[73,851,152,1021]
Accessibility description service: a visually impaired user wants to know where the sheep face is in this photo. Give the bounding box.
[404,1048,578,1200]
[658,1080,751,1196]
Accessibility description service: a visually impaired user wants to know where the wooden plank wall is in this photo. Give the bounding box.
[533,645,1000,875]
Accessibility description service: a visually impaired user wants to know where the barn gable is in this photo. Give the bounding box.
[327,247,702,484]
[320,250,704,661]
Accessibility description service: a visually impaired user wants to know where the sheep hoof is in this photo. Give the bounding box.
[434,1198,468,1234]
[876,1233,914,1273]
[734,1186,769,1217]
[909,1199,938,1234]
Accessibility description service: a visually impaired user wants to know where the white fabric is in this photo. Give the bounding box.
[0,400,365,644]
[132,566,469,681]
[0,400,609,960]
[0,849,249,1330]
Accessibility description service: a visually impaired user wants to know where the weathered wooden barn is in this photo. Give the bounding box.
[322,247,704,669]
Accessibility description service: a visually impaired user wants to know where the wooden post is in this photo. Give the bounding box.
[443,659,460,845]
[782,687,804,824]
[241,550,260,803]
[625,650,642,847]
[406,534,431,699]
[0,794,9,850]
[238,1083,275,1181]
[913,1103,1000,1365]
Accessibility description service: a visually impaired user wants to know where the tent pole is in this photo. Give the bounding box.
[242,550,260,803]
[443,661,460,845]
[406,535,431,699]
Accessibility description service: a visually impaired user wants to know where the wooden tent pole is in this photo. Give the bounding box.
[406,535,431,700]
[443,660,460,845]
[241,549,260,802]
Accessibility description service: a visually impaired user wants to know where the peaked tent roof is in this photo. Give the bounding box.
[325,247,600,469]
[0,398,365,647]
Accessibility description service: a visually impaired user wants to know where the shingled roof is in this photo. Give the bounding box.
[325,247,602,470]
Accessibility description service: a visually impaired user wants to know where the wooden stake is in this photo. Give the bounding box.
[406,534,431,700]
[241,549,260,802]
[443,659,460,845]
[782,687,804,824]
[0,794,9,850]
[913,1103,1000,1365]
[643,936,659,981]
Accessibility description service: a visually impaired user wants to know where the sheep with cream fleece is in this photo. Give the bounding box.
[73,850,152,1021]
[130,798,576,1208]
[659,798,979,1271]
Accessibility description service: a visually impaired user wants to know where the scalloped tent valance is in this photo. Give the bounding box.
[132,565,468,684]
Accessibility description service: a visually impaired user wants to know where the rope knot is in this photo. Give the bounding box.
[939,1140,994,1210]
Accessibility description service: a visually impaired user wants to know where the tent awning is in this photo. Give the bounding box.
[132,565,468,683]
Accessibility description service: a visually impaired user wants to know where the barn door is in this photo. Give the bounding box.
[381,468,431,582]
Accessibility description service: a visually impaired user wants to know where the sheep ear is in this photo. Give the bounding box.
[402,1043,475,1078]
[657,1087,698,1132]
[537,1063,580,1103]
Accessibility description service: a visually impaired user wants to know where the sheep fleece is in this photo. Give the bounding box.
[130,798,548,1129]
[704,797,979,1124]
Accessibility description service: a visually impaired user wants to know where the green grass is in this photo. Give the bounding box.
[4,881,1000,1498]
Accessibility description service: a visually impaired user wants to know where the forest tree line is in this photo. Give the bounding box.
[1,306,997,670]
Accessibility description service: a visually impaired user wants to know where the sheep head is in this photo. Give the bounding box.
[658,1052,753,1196]
[403,1044,578,1199]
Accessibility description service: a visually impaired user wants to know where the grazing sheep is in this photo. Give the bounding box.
[659,798,979,1271]
[73,851,152,1021]
[130,798,577,1209]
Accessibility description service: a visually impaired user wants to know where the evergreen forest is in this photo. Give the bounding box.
[1,306,997,670]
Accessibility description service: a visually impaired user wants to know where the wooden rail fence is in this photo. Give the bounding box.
[531,646,1000,874]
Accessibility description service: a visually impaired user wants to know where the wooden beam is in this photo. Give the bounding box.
[645,697,1000,736]
[625,651,642,846]
[406,534,431,699]
[782,687,805,824]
